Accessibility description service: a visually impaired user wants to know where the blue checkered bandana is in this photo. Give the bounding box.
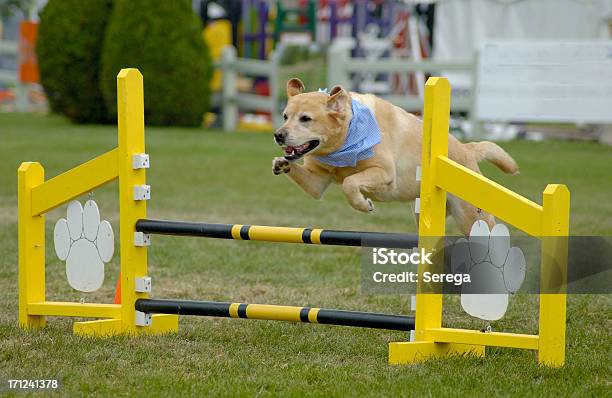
[315,99,382,167]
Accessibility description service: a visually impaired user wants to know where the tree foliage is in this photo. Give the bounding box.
[100,0,212,126]
[36,0,114,123]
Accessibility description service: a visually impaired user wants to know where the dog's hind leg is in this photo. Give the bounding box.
[444,156,497,235]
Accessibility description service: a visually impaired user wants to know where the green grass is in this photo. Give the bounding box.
[0,113,610,396]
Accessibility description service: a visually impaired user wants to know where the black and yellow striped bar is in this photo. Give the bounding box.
[136,219,417,248]
[135,299,414,331]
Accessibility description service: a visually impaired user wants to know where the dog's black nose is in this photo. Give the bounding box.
[274,130,287,145]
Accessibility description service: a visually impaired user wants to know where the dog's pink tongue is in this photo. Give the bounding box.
[284,147,295,155]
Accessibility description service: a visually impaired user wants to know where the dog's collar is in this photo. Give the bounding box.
[315,99,381,167]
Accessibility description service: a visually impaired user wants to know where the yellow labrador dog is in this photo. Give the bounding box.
[272,78,518,234]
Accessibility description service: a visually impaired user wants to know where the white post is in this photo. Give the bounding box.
[469,50,485,139]
[327,41,352,89]
[269,47,282,129]
[221,46,238,132]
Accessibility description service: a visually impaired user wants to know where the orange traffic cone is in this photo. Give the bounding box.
[113,274,121,304]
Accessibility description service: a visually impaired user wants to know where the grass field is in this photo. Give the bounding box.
[1,113,610,396]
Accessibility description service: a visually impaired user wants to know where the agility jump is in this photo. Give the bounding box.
[18,69,570,367]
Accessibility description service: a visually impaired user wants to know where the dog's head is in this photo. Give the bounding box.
[275,78,351,161]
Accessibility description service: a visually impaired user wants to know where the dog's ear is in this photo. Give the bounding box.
[287,78,305,97]
[327,85,349,114]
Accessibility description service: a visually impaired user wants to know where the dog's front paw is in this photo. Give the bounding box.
[272,157,291,175]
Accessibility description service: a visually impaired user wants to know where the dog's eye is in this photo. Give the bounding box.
[299,115,312,123]
[283,114,288,121]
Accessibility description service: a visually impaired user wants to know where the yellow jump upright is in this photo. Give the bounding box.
[388,77,570,367]
[18,69,178,336]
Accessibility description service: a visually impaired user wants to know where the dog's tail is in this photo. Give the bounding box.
[466,141,519,174]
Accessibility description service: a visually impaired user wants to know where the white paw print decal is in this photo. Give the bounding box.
[451,220,526,321]
[53,200,114,292]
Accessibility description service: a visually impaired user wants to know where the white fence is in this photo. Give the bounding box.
[218,43,475,132]
[219,46,282,131]
[326,42,476,114]
[476,41,612,124]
